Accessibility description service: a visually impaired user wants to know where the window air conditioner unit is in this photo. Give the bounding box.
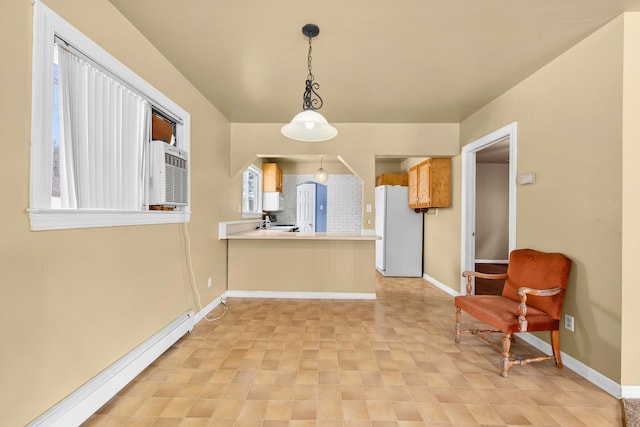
[149,140,188,206]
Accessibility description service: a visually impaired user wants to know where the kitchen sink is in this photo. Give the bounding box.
[264,225,297,232]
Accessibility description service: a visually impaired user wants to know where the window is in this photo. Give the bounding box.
[29,1,191,230]
[242,165,263,218]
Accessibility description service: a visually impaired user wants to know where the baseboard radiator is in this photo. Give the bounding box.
[28,311,195,427]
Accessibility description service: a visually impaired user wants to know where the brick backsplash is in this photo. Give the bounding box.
[276,174,362,232]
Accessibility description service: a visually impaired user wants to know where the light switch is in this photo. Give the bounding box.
[366,204,372,213]
[518,172,536,185]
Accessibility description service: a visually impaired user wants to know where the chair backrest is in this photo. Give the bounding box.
[502,249,572,320]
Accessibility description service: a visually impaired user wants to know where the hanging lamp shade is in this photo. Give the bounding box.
[314,157,329,183]
[281,24,337,142]
[281,110,338,142]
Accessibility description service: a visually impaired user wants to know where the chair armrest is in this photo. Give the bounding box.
[515,287,563,331]
[516,287,562,298]
[461,271,508,295]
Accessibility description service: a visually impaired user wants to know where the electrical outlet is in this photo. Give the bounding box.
[564,314,575,332]
[207,277,212,288]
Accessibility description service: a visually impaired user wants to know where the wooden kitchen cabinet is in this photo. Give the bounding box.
[376,173,408,187]
[408,167,419,206]
[408,158,450,212]
[262,163,283,192]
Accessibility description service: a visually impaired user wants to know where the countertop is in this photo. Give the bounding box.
[219,219,380,240]
[225,230,380,241]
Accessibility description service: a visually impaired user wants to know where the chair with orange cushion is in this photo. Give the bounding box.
[454,249,572,377]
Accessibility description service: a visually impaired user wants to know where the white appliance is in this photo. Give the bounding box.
[149,140,189,206]
[375,185,423,277]
[263,191,284,211]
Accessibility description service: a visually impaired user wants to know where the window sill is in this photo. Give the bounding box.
[27,209,191,231]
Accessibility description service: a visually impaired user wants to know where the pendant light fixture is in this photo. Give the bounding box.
[281,24,338,142]
[314,157,329,184]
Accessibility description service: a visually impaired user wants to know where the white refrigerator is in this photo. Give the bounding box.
[375,185,423,277]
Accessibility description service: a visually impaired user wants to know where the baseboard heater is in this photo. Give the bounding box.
[28,311,195,427]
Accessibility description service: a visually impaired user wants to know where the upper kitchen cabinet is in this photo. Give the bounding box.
[375,173,408,187]
[408,158,451,212]
[262,163,283,193]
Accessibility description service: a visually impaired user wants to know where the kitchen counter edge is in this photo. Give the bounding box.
[225,230,380,241]
[219,220,380,240]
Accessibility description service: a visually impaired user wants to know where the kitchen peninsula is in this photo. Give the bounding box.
[219,220,379,297]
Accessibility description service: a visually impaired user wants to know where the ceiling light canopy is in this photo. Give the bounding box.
[281,24,337,142]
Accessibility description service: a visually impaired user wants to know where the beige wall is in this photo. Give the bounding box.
[231,124,459,229]
[0,1,231,424]
[4,3,638,423]
[458,16,624,382]
[621,13,640,387]
[228,240,375,293]
[277,160,352,175]
[423,156,462,288]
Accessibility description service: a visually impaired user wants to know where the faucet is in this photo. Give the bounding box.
[257,217,271,230]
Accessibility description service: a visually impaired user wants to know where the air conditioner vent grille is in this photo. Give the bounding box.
[149,140,189,207]
[165,154,188,205]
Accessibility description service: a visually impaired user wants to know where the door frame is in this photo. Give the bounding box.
[460,122,518,294]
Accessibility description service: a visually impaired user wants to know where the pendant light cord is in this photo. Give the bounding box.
[303,34,323,111]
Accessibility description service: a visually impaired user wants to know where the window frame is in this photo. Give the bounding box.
[29,1,191,231]
[242,164,263,218]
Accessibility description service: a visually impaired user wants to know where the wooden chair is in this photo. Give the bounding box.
[454,249,572,377]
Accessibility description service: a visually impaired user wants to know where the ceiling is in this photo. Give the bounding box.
[109,0,640,125]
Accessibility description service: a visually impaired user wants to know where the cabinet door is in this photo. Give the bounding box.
[276,167,283,193]
[417,160,432,207]
[262,163,282,192]
[408,166,419,208]
[430,158,451,207]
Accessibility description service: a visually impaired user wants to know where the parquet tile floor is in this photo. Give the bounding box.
[84,274,622,426]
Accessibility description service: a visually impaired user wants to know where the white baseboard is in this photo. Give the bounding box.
[517,332,621,398]
[475,259,509,264]
[194,294,227,323]
[423,273,459,297]
[27,279,636,426]
[422,273,628,399]
[27,311,195,427]
[622,386,640,398]
[26,289,374,426]
[225,290,377,300]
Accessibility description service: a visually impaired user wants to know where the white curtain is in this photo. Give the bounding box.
[57,46,149,210]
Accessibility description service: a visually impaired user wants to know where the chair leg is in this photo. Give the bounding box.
[551,330,563,368]
[501,333,512,377]
[455,307,462,343]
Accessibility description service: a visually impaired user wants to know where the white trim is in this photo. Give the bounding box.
[475,259,509,264]
[225,290,377,300]
[461,122,517,294]
[31,0,55,209]
[194,294,227,323]
[30,1,191,230]
[27,312,195,427]
[622,386,640,399]
[423,273,459,297]
[422,275,626,398]
[28,209,191,231]
[517,333,622,398]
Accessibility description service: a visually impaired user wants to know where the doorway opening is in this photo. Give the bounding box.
[460,122,517,295]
